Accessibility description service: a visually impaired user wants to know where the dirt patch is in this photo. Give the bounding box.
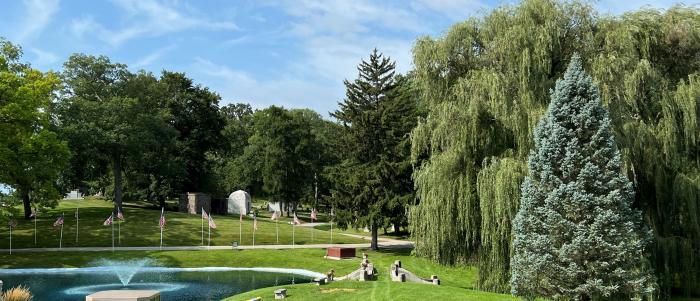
[320,288,358,294]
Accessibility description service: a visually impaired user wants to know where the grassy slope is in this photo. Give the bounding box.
[0,199,363,249]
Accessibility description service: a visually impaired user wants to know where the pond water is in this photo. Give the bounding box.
[0,266,320,301]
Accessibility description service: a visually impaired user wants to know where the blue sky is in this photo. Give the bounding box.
[0,0,682,116]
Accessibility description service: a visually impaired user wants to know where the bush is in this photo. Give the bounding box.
[1,285,33,301]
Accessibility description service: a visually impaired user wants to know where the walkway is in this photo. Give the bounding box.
[0,234,413,253]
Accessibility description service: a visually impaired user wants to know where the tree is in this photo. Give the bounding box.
[58,55,174,212]
[331,49,418,250]
[409,0,699,294]
[0,38,69,218]
[160,72,226,193]
[243,106,316,212]
[510,55,655,300]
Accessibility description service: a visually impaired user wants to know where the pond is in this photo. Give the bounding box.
[0,262,320,301]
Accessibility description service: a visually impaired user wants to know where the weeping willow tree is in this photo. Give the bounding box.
[410,0,699,296]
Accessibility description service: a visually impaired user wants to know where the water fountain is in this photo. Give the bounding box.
[0,262,322,301]
[94,258,154,286]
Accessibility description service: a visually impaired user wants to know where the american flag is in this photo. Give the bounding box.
[270,211,279,220]
[208,214,217,229]
[202,208,209,220]
[8,219,17,229]
[117,209,124,221]
[159,208,166,230]
[293,212,301,225]
[310,208,317,221]
[103,213,113,226]
[253,213,258,230]
[29,209,37,219]
[53,214,64,228]
[239,212,243,223]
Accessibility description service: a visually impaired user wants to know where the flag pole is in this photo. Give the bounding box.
[276,218,279,244]
[118,217,121,245]
[330,216,333,245]
[111,213,115,252]
[33,214,37,246]
[253,226,255,246]
[208,218,211,249]
[201,207,204,245]
[59,213,64,249]
[160,208,164,250]
[9,225,12,255]
[239,214,242,245]
[76,206,79,244]
[293,220,295,246]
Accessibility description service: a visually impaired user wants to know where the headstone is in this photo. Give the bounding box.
[268,201,282,212]
[64,190,84,200]
[178,192,211,215]
[86,290,160,301]
[227,190,251,215]
[0,279,3,291]
[274,288,287,299]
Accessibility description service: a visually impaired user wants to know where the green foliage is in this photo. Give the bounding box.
[331,49,418,249]
[511,55,655,300]
[0,38,69,218]
[409,0,699,296]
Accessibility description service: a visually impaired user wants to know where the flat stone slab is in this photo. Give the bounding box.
[85,290,160,301]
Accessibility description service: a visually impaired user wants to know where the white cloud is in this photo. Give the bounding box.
[29,47,59,68]
[191,58,341,114]
[70,0,238,46]
[410,0,488,20]
[132,45,175,69]
[15,0,60,43]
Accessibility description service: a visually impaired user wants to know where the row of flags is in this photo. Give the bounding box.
[6,206,328,251]
[8,207,324,229]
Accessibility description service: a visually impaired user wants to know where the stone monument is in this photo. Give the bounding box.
[227,190,251,215]
[179,192,211,215]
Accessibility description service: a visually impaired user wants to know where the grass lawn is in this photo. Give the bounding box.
[0,198,363,249]
[0,248,511,300]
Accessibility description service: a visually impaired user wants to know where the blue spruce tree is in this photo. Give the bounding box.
[510,55,655,301]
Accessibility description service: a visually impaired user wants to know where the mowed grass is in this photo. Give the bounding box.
[0,248,496,300]
[0,198,363,249]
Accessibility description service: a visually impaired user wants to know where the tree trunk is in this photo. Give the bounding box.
[113,155,123,213]
[22,189,31,219]
[393,222,401,234]
[370,224,379,250]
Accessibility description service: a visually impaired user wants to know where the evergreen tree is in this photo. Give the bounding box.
[510,55,655,300]
[331,49,417,249]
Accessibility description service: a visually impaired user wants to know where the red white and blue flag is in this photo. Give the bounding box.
[117,209,124,221]
[159,208,166,230]
[202,209,209,220]
[293,212,301,225]
[8,219,17,229]
[253,213,258,231]
[239,212,243,223]
[208,214,217,229]
[103,213,113,226]
[270,211,279,220]
[53,214,64,228]
[29,209,37,219]
[310,209,317,221]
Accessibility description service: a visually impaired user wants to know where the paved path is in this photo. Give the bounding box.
[0,234,413,253]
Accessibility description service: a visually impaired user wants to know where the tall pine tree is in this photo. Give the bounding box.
[510,55,655,300]
[331,49,417,249]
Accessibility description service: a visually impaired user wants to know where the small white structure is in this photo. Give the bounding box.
[64,190,83,200]
[268,201,282,212]
[227,190,251,215]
